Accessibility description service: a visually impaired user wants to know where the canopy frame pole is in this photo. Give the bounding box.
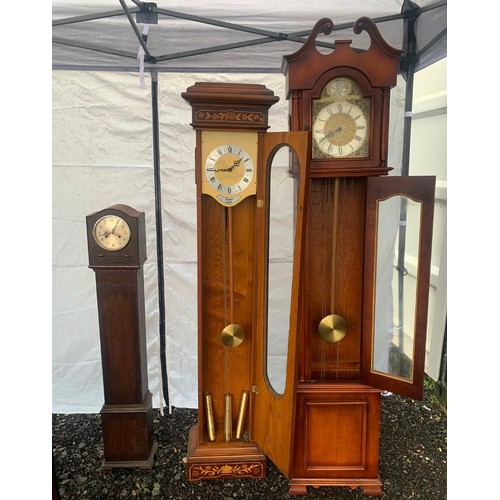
[150,68,169,410]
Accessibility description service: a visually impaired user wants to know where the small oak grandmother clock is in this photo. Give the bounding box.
[277,18,436,495]
[86,204,157,471]
[181,82,311,482]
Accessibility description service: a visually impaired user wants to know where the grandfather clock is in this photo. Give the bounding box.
[181,82,311,482]
[278,18,436,495]
[86,204,157,471]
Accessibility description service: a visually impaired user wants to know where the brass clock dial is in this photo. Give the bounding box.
[92,215,131,251]
[312,77,370,159]
[201,131,258,207]
[205,144,255,197]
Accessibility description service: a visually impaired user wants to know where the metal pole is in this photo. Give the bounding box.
[151,68,169,408]
[397,1,419,374]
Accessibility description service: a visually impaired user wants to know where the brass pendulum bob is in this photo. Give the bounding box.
[220,323,245,348]
[318,314,347,343]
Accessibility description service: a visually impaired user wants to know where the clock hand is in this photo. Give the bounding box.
[226,157,243,172]
[111,219,121,234]
[327,127,342,137]
[319,128,343,145]
[207,157,243,173]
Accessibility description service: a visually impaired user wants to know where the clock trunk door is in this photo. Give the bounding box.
[251,132,310,477]
[362,175,435,400]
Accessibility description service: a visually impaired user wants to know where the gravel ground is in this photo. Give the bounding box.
[52,383,446,499]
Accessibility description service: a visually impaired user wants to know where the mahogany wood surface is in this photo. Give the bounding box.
[362,175,436,400]
[290,383,382,495]
[87,206,156,470]
[279,17,433,496]
[301,177,366,382]
[198,194,255,440]
[251,131,310,478]
[184,83,280,479]
[283,17,402,177]
[96,269,149,404]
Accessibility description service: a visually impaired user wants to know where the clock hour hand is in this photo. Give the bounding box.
[319,127,342,144]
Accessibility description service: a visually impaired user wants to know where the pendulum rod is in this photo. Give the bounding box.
[320,178,329,380]
[330,178,340,315]
[221,204,232,441]
[332,178,341,379]
[227,206,235,323]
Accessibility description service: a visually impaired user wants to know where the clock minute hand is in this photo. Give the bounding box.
[328,127,342,137]
[227,157,243,172]
[207,157,243,173]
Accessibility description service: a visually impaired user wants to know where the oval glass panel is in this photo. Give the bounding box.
[265,146,297,395]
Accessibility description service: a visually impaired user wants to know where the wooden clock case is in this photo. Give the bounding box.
[181,82,311,482]
[279,18,436,495]
[86,204,157,471]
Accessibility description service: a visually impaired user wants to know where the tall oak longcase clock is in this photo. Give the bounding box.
[274,17,436,495]
[181,82,311,482]
[86,204,157,471]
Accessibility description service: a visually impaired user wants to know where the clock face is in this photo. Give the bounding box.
[313,101,367,157]
[204,144,255,196]
[201,131,258,207]
[92,215,131,251]
[312,77,370,159]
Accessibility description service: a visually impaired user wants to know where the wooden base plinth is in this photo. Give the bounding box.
[186,424,266,482]
[289,383,383,496]
[100,391,157,472]
[288,478,383,496]
[101,441,158,472]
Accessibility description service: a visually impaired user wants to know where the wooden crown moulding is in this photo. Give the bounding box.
[181,82,279,130]
[282,17,404,97]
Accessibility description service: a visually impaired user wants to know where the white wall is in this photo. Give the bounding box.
[408,57,447,381]
[52,70,291,413]
[52,64,438,413]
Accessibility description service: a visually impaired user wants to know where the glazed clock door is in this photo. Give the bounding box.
[251,131,310,477]
[362,175,436,400]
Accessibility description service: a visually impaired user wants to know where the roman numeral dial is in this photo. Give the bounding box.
[205,144,254,194]
[313,101,368,158]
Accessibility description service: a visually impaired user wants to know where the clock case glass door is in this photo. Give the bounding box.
[249,174,435,482]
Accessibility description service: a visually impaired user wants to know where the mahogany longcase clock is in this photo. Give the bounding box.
[86,204,157,471]
[276,17,436,495]
[181,82,311,482]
